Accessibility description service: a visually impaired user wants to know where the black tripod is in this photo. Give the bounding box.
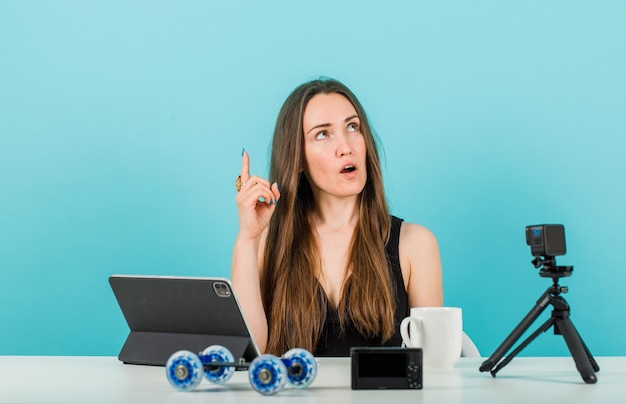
[479,257,599,384]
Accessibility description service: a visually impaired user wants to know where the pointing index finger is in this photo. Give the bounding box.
[241,149,251,183]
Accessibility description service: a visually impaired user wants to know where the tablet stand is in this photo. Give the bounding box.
[119,332,255,366]
[479,258,599,384]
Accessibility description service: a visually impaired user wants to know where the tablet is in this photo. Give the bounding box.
[109,274,260,366]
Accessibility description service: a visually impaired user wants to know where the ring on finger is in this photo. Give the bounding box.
[236,175,246,192]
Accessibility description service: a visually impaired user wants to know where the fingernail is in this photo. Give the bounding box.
[275,182,280,191]
[242,148,245,156]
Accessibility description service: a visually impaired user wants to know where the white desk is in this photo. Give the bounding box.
[0,356,623,403]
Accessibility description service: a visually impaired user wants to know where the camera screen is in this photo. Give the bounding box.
[358,352,407,378]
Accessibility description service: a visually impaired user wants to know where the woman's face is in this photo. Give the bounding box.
[301,92,367,200]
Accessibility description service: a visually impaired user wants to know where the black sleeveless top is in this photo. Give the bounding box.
[313,215,409,356]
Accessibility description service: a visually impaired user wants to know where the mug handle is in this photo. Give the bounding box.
[400,317,422,348]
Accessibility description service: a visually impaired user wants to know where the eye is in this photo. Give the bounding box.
[315,130,329,140]
[347,122,359,132]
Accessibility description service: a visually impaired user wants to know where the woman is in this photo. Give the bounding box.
[232,78,442,356]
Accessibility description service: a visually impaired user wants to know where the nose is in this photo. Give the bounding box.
[336,132,353,157]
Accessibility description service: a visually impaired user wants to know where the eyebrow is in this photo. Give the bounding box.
[305,114,360,134]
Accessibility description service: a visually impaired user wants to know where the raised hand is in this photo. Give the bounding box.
[235,150,280,241]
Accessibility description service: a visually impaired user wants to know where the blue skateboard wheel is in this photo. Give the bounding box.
[201,345,235,384]
[283,348,317,388]
[249,354,287,395]
[165,350,203,392]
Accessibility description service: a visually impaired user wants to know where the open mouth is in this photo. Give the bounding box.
[341,165,356,173]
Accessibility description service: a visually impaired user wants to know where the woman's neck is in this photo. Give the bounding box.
[310,195,359,230]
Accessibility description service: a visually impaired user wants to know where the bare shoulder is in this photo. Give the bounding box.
[398,221,443,307]
[399,222,440,250]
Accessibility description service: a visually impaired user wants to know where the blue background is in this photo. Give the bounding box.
[1,1,625,357]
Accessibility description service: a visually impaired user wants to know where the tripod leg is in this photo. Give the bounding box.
[490,317,554,376]
[554,316,598,384]
[580,336,600,373]
[556,320,600,373]
[480,289,551,373]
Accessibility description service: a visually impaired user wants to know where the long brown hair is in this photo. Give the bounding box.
[261,78,395,354]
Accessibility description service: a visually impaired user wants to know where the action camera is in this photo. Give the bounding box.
[525,224,566,257]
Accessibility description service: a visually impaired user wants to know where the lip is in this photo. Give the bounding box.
[339,161,357,173]
[339,162,358,178]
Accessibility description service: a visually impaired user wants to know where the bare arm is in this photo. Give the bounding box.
[231,151,280,354]
[399,222,444,308]
[231,232,268,353]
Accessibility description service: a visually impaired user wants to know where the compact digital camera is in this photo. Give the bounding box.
[350,347,422,390]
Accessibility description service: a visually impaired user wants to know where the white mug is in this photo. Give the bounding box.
[400,307,462,367]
